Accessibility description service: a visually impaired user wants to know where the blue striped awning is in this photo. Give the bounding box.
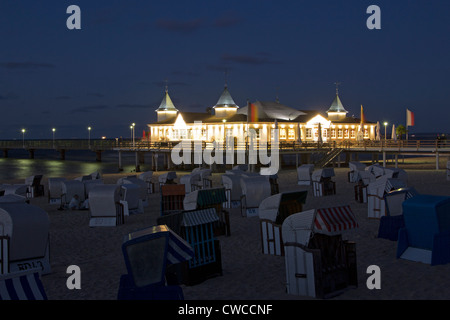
[166,227,194,265]
[182,208,219,227]
[0,271,47,300]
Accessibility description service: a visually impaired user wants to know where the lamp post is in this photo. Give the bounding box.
[21,129,26,148]
[52,128,56,148]
[131,123,135,147]
[383,122,388,141]
[88,126,91,148]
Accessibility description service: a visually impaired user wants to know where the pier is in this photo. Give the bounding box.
[0,139,448,172]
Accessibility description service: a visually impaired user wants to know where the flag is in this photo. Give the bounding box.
[406,109,415,126]
[248,102,259,122]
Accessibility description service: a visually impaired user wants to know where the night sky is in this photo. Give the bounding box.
[1,0,449,140]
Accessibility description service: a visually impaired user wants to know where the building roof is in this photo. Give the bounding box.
[327,94,348,114]
[153,111,248,125]
[237,101,306,121]
[155,90,179,112]
[213,85,239,109]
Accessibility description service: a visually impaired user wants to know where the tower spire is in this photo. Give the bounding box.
[164,79,169,93]
[334,81,341,95]
[224,69,228,88]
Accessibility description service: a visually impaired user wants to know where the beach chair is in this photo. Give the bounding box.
[297,164,315,186]
[158,172,177,190]
[221,174,243,209]
[240,176,272,217]
[367,176,406,219]
[89,171,101,180]
[232,164,248,171]
[180,173,201,193]
[0,184,29,198]
[61,180,85,209]
[48,177,66,205]
[0,270,47,300]
[0,194,28,204]
[138,171,155,194]
[24,175,44,198]
[0,203,51,275]
[118,225,194,300]
[120,184,144,215]
[282,206,358,299]
[311,168,336,197]
[348,161,366,183]
[183,187,230,236]
[160,184,186,216]
[397,195,450,266]
[353,171,375,203]
[259,191,308,256]
[447,161,450,181]
[378,187,419,241]
[88,185,124,227]
[118,176,149,207]
[366,163,385,178]
[83,179,104,200]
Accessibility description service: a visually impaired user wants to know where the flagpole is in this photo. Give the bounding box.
[406,108,409,141]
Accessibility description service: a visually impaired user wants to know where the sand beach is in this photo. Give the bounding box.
[2,156,450,301]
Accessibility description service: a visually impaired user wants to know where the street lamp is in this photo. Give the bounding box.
[88,126,91,147]
[383,122,388,141]
[131,123,135,147]
[21,129,26,148]
[52,128,56,148]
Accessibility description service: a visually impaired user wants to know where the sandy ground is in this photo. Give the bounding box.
[2,157,450,302]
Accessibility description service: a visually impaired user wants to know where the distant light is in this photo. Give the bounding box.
[383,122,388,126]
[21,129,25,133]
[101,136,106,140]
[88,126,91,130]
[52,128,56,132]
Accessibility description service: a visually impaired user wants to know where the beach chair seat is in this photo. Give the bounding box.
[48,178,66,205]
[312,168,336,197]
[160,184,185,216]
[259,191,308,256]
[0,270,47,300]
[297,164,315,186]
[183,187,230,236]
[240,176,272,217]
[118,225,194,300]
[282,206,358,299]
[0,203,51,275]
[88,185,124,227]
[397,195,450,265]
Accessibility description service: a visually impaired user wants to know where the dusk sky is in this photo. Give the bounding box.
[1,0,449,140]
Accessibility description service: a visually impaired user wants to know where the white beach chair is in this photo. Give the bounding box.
[297,164,315,186]
[118,177,149,207]
[24,175,44,198]
[158,172,177,189]
[83,179,104,199]
[197,168,213,189]
[179,173,201,193]
[311,168,336,197]
[367,176,406,219]
[221,174,242,208]
[138,171,155,194]
[61,180,85,208]
[282,206,358,299]
[0,203,51,275]
[240,176,272,217]
[0,184,29,198]
[366,163,385,178]
[88,185,124,227]
[48,178,67,205]
[259,191,308,256]
[348,161,366,183]
[120,184,144,215]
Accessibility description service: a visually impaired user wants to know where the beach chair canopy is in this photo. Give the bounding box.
[311,168,335,182]
[0,203,49,262]
[356,170,376,185]
[158,172,177,184]
[259,191,308,225]
[122,225,194,288]
[221,174,243,201]
[384,187,419,216]
[0,185,28,197]
[368,176,406,198]
[366,164,385,177]
[282,206,358,246]
[83,179,104,198]
[183,188,227,211]
[181,208,219,227]
[89,185,121,217]
[180,173,201,193]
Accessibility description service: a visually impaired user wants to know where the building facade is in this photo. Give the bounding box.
[148,85,377,144]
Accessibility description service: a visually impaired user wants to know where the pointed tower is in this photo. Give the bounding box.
[326,83,348,121]
[155,85,178,122]
[213,84,239,119]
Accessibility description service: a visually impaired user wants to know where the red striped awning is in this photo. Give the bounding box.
[314,206,358,234]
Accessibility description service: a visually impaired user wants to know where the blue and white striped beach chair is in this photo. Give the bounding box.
[0,270,47,300]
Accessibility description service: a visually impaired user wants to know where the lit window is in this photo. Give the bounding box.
[306,128,312,139]
[288,129,295,140]
[280,129,286,140]
[331,129,336,138]
[350,129,356,139]
[337,129,343,139]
